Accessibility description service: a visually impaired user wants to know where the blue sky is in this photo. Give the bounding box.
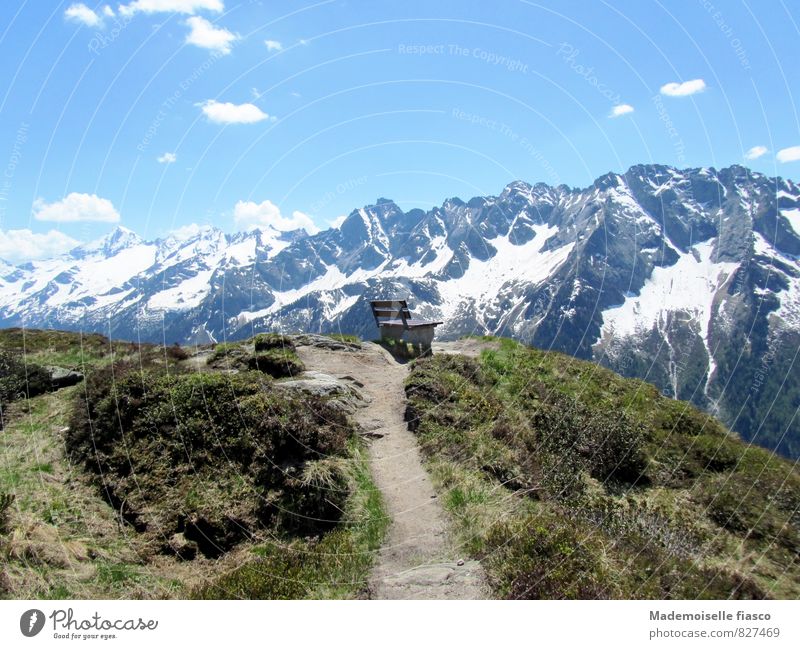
[0,0,799,261]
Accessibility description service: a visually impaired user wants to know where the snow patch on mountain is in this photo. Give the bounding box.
[599,240,738,377]
[782,208,800,236]
[438,223,570,320]
[148,268,215,310]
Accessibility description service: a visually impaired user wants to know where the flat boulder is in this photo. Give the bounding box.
[46,366,84,389]
[277,371,369,413]
[291,334,361,352]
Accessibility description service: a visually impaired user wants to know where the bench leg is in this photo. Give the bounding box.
[403,327,435,355]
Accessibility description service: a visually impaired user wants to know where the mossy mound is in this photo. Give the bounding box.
[0,351,52,409]
[253,333,295,352]
[67,361,352,558]
[207,340,305,378]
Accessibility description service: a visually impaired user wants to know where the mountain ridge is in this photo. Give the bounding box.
[2,162,800,457]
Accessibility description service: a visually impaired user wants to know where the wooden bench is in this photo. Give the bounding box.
[369,299,443,353]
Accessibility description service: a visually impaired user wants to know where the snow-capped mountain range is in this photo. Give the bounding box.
[2,163,800,458]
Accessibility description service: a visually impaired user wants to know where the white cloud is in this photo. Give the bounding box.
[234,200,319,234]
[609,104,634,118]
[103,5,115,17]
[264,39,283,52]
[0,229,79,263]
[329,215,346,229]
[777,146,800,163]
[660,79,707,97]
[199,99,270,124]
[157,152,177,164]
[64,3,102,27]
[167,223,209,240]
[745,145,768,160]
[33,193,121,223]
[185,16,237,54]
[119,0,223,16]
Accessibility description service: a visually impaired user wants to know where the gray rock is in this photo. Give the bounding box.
[277,371,369,413]
[291,334,362,352]
[46,366,84,389]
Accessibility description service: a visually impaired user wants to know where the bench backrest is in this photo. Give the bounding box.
[370,299,410,328]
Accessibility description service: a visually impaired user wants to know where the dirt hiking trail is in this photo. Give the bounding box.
[296,341,488,599]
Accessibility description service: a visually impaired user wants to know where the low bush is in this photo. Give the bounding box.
[532,390,649,491]
[67,361,352,557]
[250,348,305,378]
[0,351,53,416]
[484,512,615,599]
[207,342,246,366]
[0,492,13,535]
[165,343,190,361]
[193,441,388,599]
[253,333,295,352]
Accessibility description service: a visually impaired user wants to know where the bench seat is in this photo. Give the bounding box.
[370,299,442,352]
[379,318,444,329]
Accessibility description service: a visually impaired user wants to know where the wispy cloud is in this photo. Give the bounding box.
[744,145,768,160]
[609,104,634,118]
[64,3,102,27]
[264,39,283,52]
[157,152,177,164]
[33,193,120,223]
[329,215,346,229]
[119,0,223,16]
[660,79,706,97]
[185,16,238,54]
[777,145,800,163]
[167,223,209,240]
[199,99,270,124]
[234,199,319,234]
[0,228,80,263]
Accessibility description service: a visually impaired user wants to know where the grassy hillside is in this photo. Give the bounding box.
[0,329,386,599]
[405,337,800,599]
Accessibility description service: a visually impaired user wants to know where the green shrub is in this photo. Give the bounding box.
[531,391,649,495]
[0,492,13,535]
[0,351,52,405]
[250,348,305,378]
[193,442,388,599]
[702,452,800,554]
[253,333,295,352]
[485,512,615,599]
[195,531,359,599]
[165,343,189,361]
[66,361,352,557]
[207,342,245,364]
